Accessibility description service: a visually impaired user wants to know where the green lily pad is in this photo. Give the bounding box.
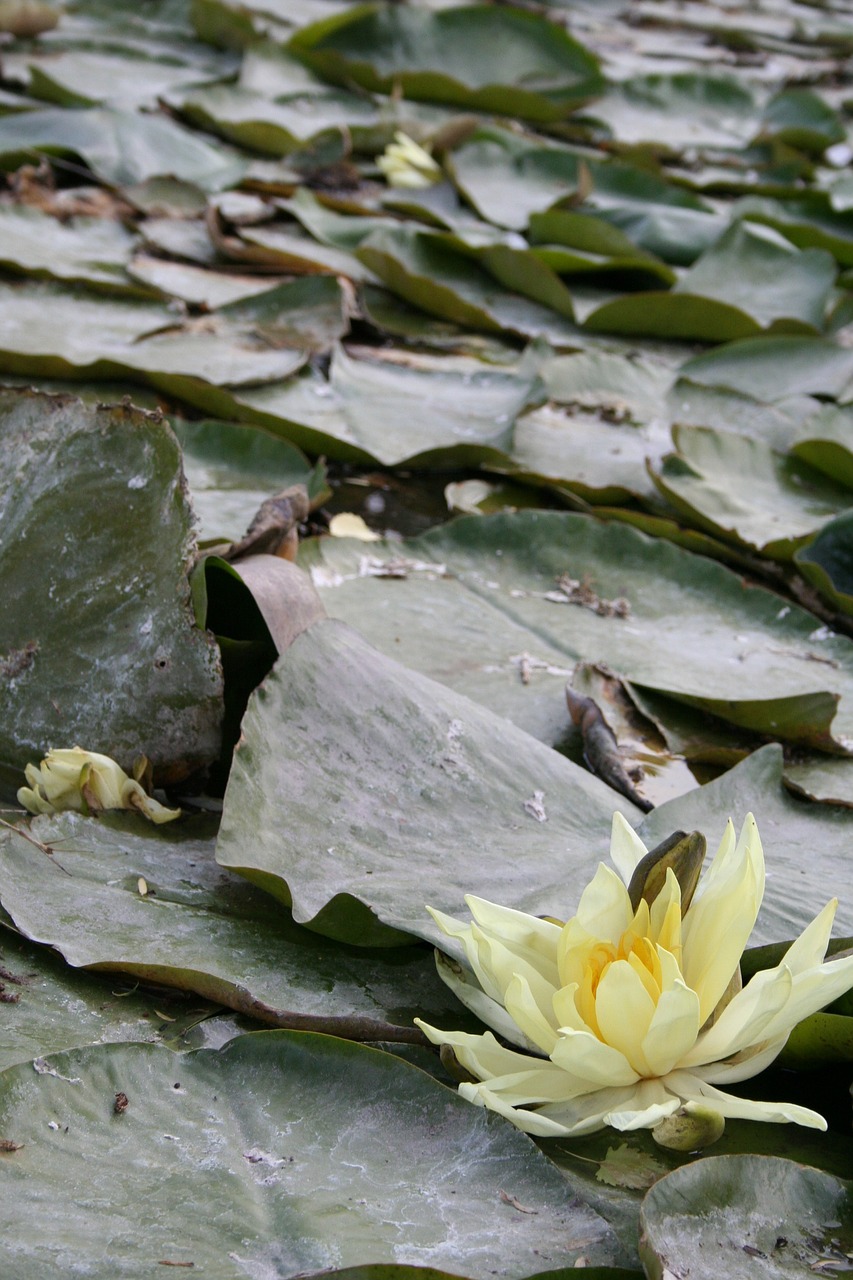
[586,222,836,341]
[172,417,328,542]
[0,1031,627,1276]
[679,336,853,402]
[587,72,760,151]
[0,388,222,789]
[734,194,853,268]
[217,616,639,946]
[0,812,462,1037]
[177,83,381,156]
[503,350,675,504]
[650,425,851,560]
[0,106,246,190]
[211,343,543,467]
[22,48,223,109]
[761,88,847,155]
[289,5,604,124]
[0,923,235,1072]
[358,225,581,342]
[0,279,311,404]
[300,512,853,752]
[639,1155,853,1280]
[794,511,853,617]
[790,404,853,490]
[783,755,853,808]
[0,203,139,290]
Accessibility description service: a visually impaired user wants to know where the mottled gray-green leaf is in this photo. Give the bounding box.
[217,617,638,946]
[0,389,221,786]
[0,1033,625,1276]
[0,812,461,1035]
[300,512,853,752]
[640,1155,853,1280]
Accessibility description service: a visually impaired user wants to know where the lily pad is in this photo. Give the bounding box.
[214,343,544,467]
[794,511,853,617]
[289,5,604,124]
[650,425,851,560]
[0,1031,627,1277]
[0,389,222,788]
[0,203,138,290]
[300,512,853,751]
[172,417,328,542]
[0,923,229,1072]
[217,616,639,947]
[640,1155,853,1280]
[0,812,462,1037]
[679,336,853,402]
[0,106,246,190]
[586,222,836,341]
[358,225,581,342]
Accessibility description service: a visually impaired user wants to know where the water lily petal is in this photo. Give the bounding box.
[473,927,561,1016]
[427,906,504,1003]
[779,899,837,974]
[666,1070,827,1129]
[572,863,634,944]
[758,952,853,1041]
[681,815,763,1024]
[605,1078,683,1131]
[433,951,542,1051]
[456,1082,573,1137]
[465,896,561,961]
[610,811,648,886]
[679,964,793,1068]
[415,1023,544,1082]
[504,974,559,1054]
[692,1035,788,1084]
[550,1026,639,1089]
[594,958,655,1075]
[641,980,701,1077]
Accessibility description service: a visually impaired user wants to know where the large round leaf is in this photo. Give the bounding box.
[0,1032,626,1276]
[216,617,638,946]
[0,813,460,1038]
[299,512,853,750]
[0,389,222,787]
[639,1155,853,1280]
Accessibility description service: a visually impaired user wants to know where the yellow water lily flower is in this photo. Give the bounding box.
[416,814,853,1138]
[376,131,442,189]
[18,747,180,824]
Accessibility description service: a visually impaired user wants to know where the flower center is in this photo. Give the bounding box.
[578,927,662,1041]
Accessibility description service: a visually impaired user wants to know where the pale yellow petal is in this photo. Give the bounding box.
[605,1078,683,1131]
[504,974,559,1054]
[552,982,584,1032]
[465,896,561,961]
[691,1035,788,1084]
[594,958,655,1075]
[609,811,649,886]
[473,927,560,1013]
[666,1070,826,1129]
[457,1083,573,1137]
[433,951,541,1051]
[757,953,853,1042]
[571,863,634,944]
[641,980,701,1077]
[426,907,503,1003]
[778,899,837,974]
[414,1022,541,1082]
[550,1026,640,1090]
[681,815,764,1024]
[679,964,792,1068]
